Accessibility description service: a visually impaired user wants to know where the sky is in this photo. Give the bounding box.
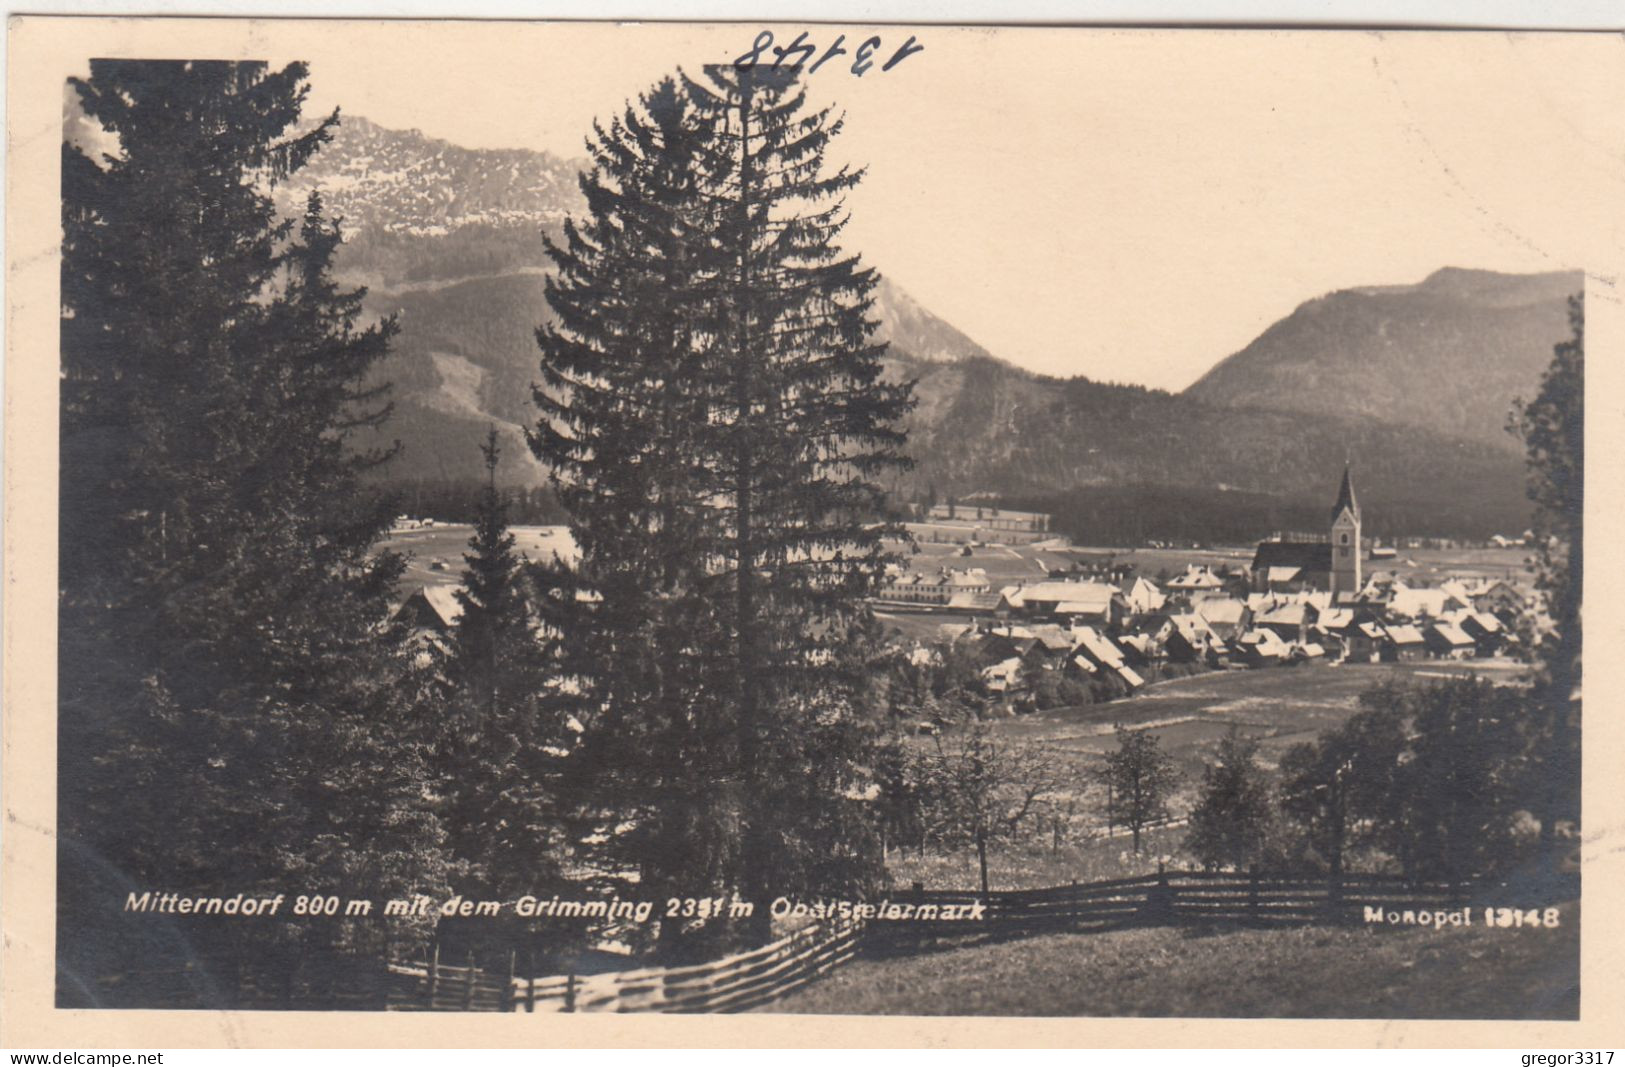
[80,22,1625,391]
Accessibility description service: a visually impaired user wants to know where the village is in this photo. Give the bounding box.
[385,467,1536,725]
[872,470,1530,714]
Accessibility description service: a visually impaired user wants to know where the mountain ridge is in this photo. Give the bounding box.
[1183,266,1582,449]
[288,115,1568,538]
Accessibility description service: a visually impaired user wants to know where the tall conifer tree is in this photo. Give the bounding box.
[534,66,913,952]
[59,60,447,1002]
[533,78,742,953]
[1508,293,1583,859]
[680,64,914,925]
[441,430,571,903]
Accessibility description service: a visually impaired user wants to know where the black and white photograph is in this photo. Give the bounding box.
[4,14,1620,1048]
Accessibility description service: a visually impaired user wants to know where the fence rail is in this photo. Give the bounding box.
[385,869,1525,1013]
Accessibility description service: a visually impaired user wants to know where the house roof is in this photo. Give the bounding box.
[1196,598,1247,626]
[395,584,463,631]
[1029,624,1076,652]
[1388,588,1464,618]
[1072,626,1127,669]
[1125,576,1165,605]
[1258,602,1314,626]
[1429,621,1475,646]
[1252,540,1332,575]
[1018,580,1119,610]
[1167,565,1224,589]
[947,591,1002,612]
[1386,624,1426,645]
[1318,608,1356,630]
[1167,613,1219,645]
[1125,612,1172,635]
[1118,633,1155,654]
[1237,629,1288,655]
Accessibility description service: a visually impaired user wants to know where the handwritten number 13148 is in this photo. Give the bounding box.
[734,31,924,77]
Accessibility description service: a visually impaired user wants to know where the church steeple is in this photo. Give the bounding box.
[1329,464,1362,596]
[1330,463,1360,524]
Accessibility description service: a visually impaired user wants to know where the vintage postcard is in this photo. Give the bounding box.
[4,16,1624,1049]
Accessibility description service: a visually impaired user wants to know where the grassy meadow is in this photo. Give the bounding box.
[766,901,1579,1018]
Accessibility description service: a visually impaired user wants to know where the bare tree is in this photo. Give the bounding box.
[919,721,1064,894]
[1097,724,1180,855]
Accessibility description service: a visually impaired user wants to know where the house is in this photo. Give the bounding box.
[1471,580,1527,617]
[946,590,1002,614]
[1027,624,1078,668]
[1312,606,1360,660]
[1123,575,1167,615]
[1291,641,1327,665]
[1114,631,1158,668]
[1456,611,1510,657]
[981,656,1025,694]
[1254,601,1318,644]
[1381,624,1427,662]
[1006,580,1125,627]
[394,584,463,637]
[1425,620,1477,660]
[1194,597,1251,641]
[1233,628,1290,668]
[1069,626,1147,690]
[978,626,1040,666]
[1161,612,1221,664]
[1166,565,1226,595]
[1387,586,1469,620]
[878,567,991,608]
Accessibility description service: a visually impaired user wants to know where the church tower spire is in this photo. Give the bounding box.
[1329,463,1362,596]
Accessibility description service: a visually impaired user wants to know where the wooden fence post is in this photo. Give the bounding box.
[463,950,476,1010]
[1248,864,1260,923]
[428,942,440,1010]
[1142,862,1175,925]
[565,971,577,1013]
[507,950,516,1013]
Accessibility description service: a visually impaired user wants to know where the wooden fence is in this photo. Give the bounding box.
[385,870,1492,1013]
[385,947,512,1012]
[385,917,863,1013]
[868,869,1468,950]
[514,917,863,1013]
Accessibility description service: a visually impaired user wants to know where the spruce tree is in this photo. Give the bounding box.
[533,66,913,952]
[441,430,570,904]
[682,62,914,932]
[1508,294,1583,859]
[533,77,744,956]
[59,60,447,1003]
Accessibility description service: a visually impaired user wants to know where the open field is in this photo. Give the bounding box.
[386,527,1530,601]
[379,523,578,593]
[766,901,1579,1018]
[886,660,1530,891]
[888,535,1532,586]
[998,659,1527,772]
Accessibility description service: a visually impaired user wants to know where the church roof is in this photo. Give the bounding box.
[1252,540,1332,574]
[1330,464,1360,523]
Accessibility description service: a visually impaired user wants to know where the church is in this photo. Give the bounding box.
[1250,466,1363,597]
